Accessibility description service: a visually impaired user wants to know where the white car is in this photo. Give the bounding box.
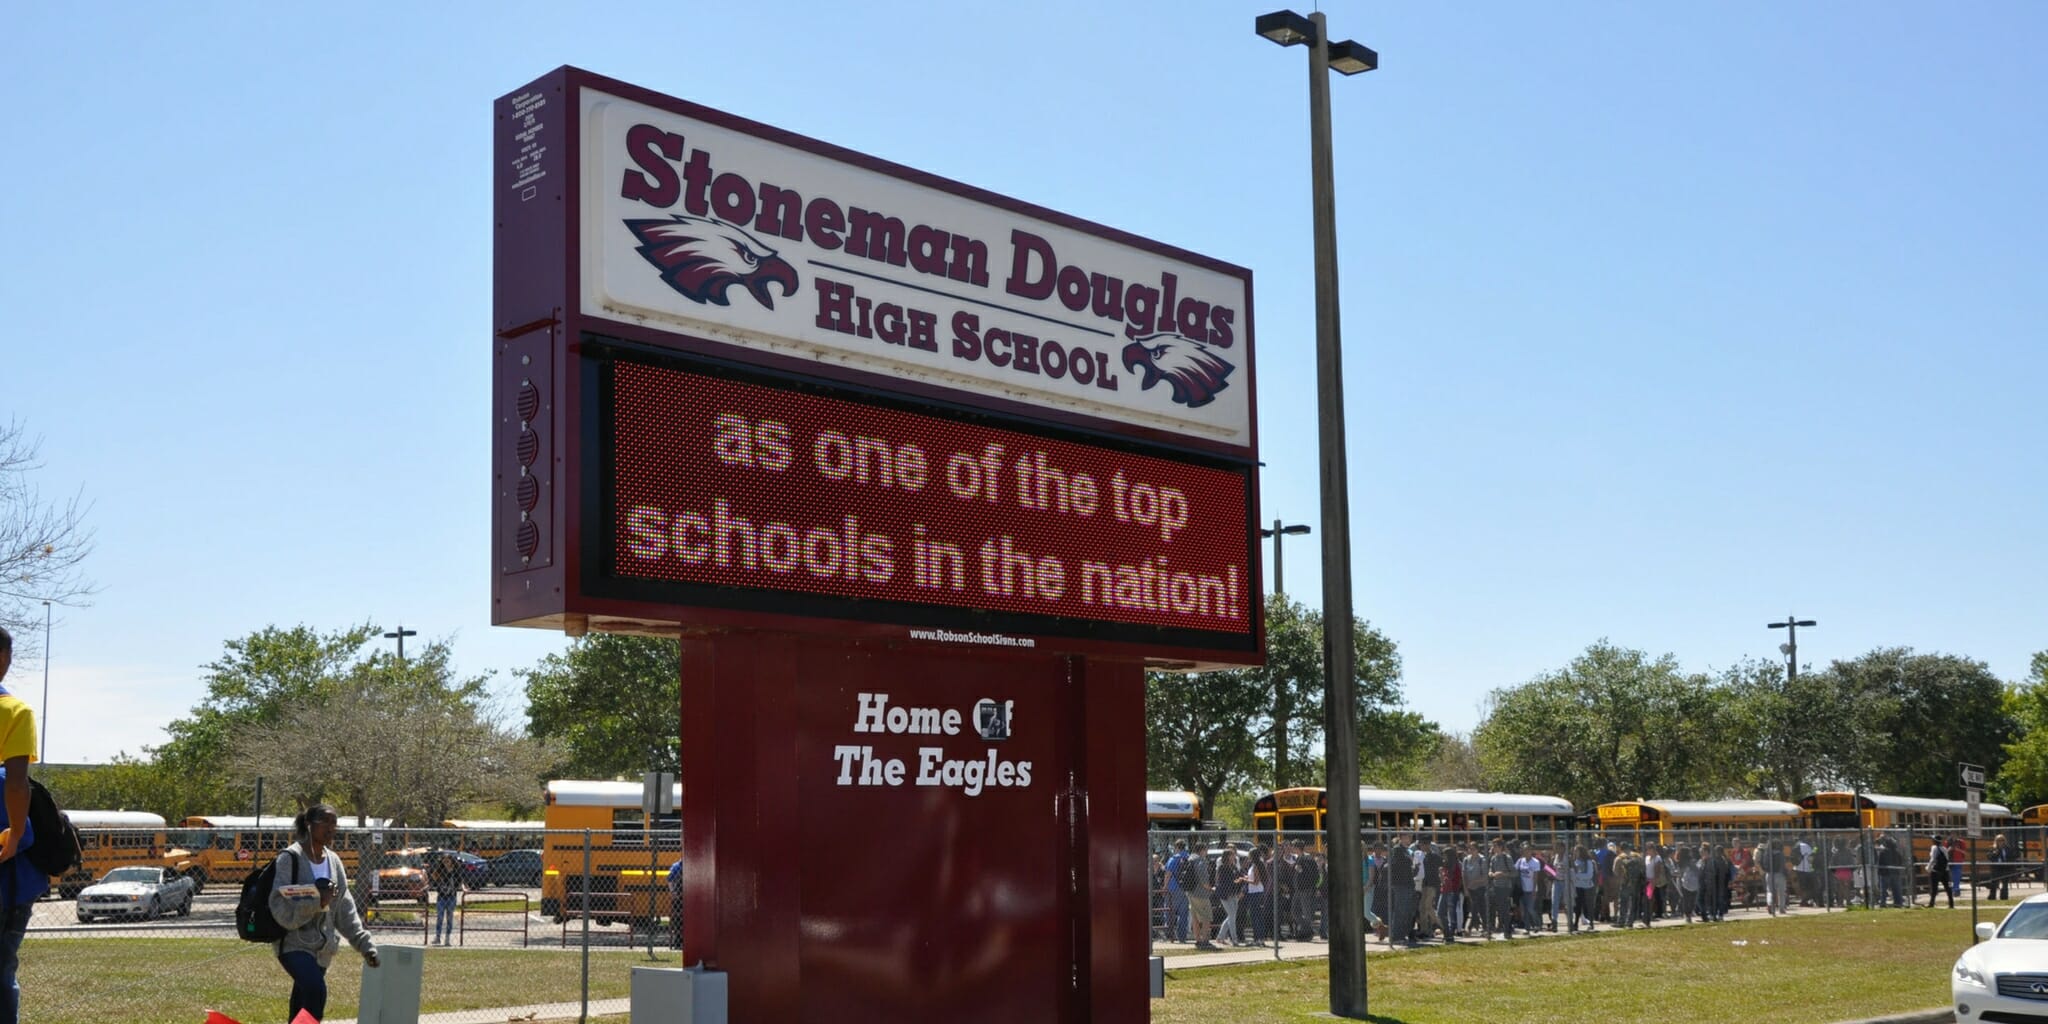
[1953,891,2048,1021]
[75,866,196,923]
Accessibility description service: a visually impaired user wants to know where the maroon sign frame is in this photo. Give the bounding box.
[495,67,1264,667]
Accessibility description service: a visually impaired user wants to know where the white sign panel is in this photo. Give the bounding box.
[578,88,1253,448]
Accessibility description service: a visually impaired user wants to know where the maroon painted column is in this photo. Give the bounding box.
[679,632,803,1021]
[1073,656,1149,1022]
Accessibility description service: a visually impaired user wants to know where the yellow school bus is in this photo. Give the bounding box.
[1145,791,1202,832]
[1251,787,1575,848]
[1803,792,2017,885]
[440,819,545,854]
[59,811,185,898]
[173,814,388,888]
[1592,799,1803,850]
[540,779,681,922]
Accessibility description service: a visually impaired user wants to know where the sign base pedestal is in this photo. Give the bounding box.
[679,632,1149,1024]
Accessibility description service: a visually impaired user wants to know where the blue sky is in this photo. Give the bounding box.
[6,3,2042,764]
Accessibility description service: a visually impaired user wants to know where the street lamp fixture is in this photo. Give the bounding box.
[1254,10,1314,46]
[1258,520,1312,597]
[1767,616,1817,681]
[384,624,419,663]
[1327,41,1379,76]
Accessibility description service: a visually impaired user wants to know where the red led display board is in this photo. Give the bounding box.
[589,345,1258,654]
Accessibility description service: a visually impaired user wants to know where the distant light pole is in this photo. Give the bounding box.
[1259,520,1312,596]
[1767,615,1817,680]
[39,601,50,764]
[1258,520,1312,788]
[383,624,418,663]
[1257,8,1376,1018]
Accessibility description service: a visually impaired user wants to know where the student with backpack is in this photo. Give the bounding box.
[0,626,46,1024]
[1163,842,1189,942]
[269,805,379,1022]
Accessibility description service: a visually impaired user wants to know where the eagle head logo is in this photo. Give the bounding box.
[623,214,799,310]
[1121,332,1235,408]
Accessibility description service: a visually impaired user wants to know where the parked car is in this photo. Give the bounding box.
[483,849,543,888]
[76,866,195,923]
[1955,891,2048,1022]
[368,848,431,905]
[429,848,490,890]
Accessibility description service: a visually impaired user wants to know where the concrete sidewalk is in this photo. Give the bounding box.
[328,996,629,1024]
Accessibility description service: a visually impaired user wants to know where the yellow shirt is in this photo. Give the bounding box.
[0,693,38,763]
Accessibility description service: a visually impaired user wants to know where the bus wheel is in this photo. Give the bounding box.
[540,897,560,921]
[184,870,207,894]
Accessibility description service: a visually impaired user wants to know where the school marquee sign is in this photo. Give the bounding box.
[495,67,1263,666]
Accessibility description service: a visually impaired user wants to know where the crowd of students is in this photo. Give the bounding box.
[1152,829,2028,949]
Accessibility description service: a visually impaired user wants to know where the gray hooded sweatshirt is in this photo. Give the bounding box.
[267,841,378,967]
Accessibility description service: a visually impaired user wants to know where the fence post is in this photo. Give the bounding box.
[581,829,592,1024]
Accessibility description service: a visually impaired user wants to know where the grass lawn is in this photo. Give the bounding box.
[16,906,1988,1024]
[21,937,678,1024]
[1153,907,1982,1023]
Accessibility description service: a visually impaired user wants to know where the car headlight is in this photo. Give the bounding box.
[1954,958,1990,989]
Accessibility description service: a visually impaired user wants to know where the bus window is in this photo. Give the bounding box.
[611,808,647,845]
[1281,813,1316,832]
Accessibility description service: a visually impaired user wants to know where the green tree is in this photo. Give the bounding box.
[1827,648,2015,797]
[1259,595,1405,790]
[1721,656,1858,798]
[1146,668,1267,823]
[42,757,189,819]
[1146,594,1407,810]
[1358,710,1445,789]
[1995,651,2048,809]
[152,623,379,815]
[1472,640,1740,810]
[520,634,680,778]
[1413,731,1485,791]
[230,641,550,824]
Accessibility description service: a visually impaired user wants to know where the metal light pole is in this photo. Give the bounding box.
[383,624,418,663]
[1260,519,1312,786]
[1767,616,1817,680]
[1257,10,1376,1017]
[39,601,50,764]
[1259,520,1312,597]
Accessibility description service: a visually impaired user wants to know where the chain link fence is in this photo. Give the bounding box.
[27,826,682,1024]
[21,823,2042,1022]
[1147,825,2045,957]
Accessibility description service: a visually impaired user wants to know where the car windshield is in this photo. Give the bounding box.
[102,868,160,884]
[386,853,424,870]
[2001,904,2048,939]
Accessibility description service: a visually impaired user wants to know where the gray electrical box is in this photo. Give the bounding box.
[358,944,424,1024]
[631,964,727,1024]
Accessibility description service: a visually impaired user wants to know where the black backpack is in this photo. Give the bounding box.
[235,850,300,943]
[1174,854,1197,890]
[22,777,82,878]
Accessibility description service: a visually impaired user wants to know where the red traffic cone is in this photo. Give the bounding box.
[203,1013,241,1024]
[290,1011,319,1024]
